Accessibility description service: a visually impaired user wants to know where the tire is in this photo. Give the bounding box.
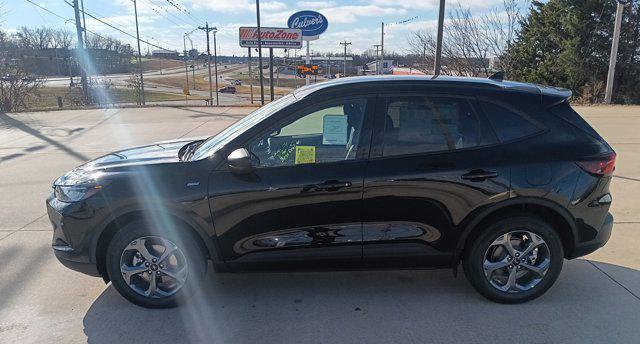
[105,220,207,308]
[463,215,564,304]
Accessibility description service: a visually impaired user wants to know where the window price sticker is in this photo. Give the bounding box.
[322,115,348,145]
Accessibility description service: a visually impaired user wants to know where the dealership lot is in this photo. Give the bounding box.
[1,105,639,343]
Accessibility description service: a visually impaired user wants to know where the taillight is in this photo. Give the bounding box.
[576,152,616,176]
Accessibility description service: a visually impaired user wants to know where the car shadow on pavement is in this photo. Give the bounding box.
[82,259,640,344]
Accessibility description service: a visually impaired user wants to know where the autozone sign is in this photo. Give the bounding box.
[239,27,303,49]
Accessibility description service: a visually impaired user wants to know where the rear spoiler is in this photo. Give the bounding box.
[538,85,572,108]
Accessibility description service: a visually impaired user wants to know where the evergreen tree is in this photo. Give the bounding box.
[508,0,640,103]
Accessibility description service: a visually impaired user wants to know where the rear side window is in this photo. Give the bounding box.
[549,102,602,140]
[381,96,497,157]
[479,101,541,142]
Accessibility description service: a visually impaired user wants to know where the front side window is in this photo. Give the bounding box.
[250,98,367,168]
[191,93,297,160]
[381,96,496,157]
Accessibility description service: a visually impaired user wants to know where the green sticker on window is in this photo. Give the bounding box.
[294,146,316,164]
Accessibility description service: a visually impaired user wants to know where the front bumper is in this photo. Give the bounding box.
[569,212,613,259]
[47,194,102,277]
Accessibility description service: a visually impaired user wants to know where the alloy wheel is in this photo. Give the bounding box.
[119,236,188,298]
[482,231,551,293]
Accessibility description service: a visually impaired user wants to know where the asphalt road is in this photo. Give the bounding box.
[44,64,250,106]
[0,105,639,343]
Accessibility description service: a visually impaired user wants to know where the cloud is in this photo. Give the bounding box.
[372,0,506,11]
[186,0,286,13]
[297,1,337,9]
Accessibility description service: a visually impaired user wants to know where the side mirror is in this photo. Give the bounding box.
[227,148,253,173]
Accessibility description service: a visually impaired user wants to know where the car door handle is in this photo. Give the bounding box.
[303,180,352,192]
[461,169,498,181]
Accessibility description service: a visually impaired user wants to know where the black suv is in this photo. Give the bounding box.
[47,76,615,307]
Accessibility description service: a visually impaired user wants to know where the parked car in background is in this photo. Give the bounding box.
[219,86,236,94]
[48,76,615,308]
[233,79,242,85]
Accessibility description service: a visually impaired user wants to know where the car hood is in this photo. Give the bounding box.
[84,137,207,170]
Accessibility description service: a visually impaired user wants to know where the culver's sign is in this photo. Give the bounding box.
[287,11,328,39]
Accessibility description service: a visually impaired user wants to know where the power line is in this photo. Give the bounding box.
[61,0,172,51]
[23,0,74,25]
[22,0,130,50]
[143,0,197,28]
[164,0,203,26]
[150,6,183,27]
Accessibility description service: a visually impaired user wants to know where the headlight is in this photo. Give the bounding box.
[54,184,103,202]
[53,168,107,203]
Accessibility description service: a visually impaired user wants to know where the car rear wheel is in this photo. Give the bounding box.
[105,220,207,308]
[463,215,564,303]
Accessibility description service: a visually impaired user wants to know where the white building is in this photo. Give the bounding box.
[365,59,393,74]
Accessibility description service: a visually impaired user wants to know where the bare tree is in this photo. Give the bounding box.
[481,0,523,75]
[407,0,524,76]
[0,63,44,112]
[52,28,74,49]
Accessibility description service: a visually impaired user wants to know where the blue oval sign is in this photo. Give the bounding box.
[287,11,328,38]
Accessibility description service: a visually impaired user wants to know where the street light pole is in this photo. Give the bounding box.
[183,34,190,94]
[604,1,628,104]
[434,0,446,76]
[248,48,254,104]
[380,21,384,75]
[133,0,145,105]
[373,44,381,74]
[213,28,219,106]
[187,36,195,90]
[256,0,265,105]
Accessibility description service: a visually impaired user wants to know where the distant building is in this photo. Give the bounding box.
[289,56,355,75]
[392,67,426,75]
[152,49,179,59]
[365,59,393,74]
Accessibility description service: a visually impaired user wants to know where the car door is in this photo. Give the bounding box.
[362,92,511,268]
[208,95,374,270]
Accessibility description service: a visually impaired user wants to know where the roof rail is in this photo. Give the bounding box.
[488,71,504,82]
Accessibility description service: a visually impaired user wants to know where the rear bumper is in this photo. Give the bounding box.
[569,212,613,259]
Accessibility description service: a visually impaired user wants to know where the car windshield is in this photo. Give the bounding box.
[191,93,297,160]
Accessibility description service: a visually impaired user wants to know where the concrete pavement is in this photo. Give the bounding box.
[0,105,639,343]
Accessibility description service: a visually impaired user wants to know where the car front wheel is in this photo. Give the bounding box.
[463,215,564,303]
[105,220,207,308]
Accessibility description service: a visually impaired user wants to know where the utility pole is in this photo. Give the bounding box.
[255,0,265,105]
[380,21,384,75]
[434,0,446,76]
[133,0,145,105]
[80,0,88,47]
[199,23,218,106]
[340,40,351,77]
[213,28,219,106]
[79,0,90,86]
[605,0,629,104]
[72,0,88,102]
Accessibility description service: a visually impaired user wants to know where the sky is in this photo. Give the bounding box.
[2,0,516,57]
